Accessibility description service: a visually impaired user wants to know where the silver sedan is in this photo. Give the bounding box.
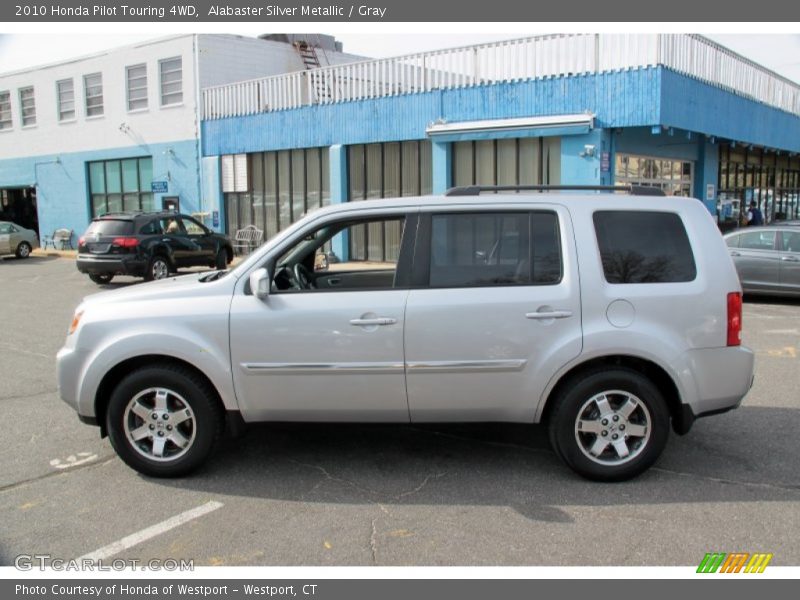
[724,226,800,297]
[0,221,39,258]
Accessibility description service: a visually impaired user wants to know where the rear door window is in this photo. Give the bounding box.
[593,211,696,283]
[780,230,800,253]
[427,211,561,287]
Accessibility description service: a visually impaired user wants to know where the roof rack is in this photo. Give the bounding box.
[444,185,666,197]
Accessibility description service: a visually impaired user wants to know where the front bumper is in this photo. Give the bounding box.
[76,254,146,276]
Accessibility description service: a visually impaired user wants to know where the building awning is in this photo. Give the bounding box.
[425,113,595,142]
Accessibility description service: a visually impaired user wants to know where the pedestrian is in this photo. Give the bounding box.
[746,201,764,226]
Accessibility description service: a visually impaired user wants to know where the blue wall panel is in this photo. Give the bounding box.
[659,68,800,153]
[202,68,664,156]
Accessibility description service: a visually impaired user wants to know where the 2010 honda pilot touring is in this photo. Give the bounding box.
[57,186,755,481]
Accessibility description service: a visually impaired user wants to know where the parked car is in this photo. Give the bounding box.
[76,211,234,284]
[0,220,39,258]
[724,226,800,297]
[57,187,754,481]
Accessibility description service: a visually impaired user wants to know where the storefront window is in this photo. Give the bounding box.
[452,137,560,188]
[718,143,800,221]
[223,147,330,238]
[88,157,153,217]
[347,140,432,262]
[614,154,693,196]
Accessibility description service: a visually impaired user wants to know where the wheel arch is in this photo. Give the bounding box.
[94,355,226,438]
[538,355,686,434]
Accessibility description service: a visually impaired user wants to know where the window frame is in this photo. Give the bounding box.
[18,86,36,127]
[83,72,104,118]
[412,209,564,289]
[0,90,12,131]
[159,56,183,107]
[56,78,76,122]
[126,63,148,112]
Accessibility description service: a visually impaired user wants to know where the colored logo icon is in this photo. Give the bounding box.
[697,552,773,573]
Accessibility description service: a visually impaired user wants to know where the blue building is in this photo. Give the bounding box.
[201,33,800,252]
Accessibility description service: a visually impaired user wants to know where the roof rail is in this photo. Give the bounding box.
[444,185,666,197]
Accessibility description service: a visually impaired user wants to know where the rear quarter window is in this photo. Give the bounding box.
[85,220,134,236]
[593,211,697,283]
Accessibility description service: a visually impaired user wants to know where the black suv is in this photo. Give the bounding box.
[77,212,234,284]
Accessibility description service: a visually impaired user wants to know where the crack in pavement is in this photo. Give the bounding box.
[0,389,58,402]
[0,341,54,360]
[652,466,800,493]
[288,459,445,565]
[0,455,117,494]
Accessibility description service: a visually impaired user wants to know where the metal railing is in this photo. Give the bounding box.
[202,34,800,120]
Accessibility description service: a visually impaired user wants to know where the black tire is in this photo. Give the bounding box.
[15,241,32,259]
[214,248,227,270]
[548,367,669,482]
[145,255,171,281]
[89,273,114,284]
[105,364,224,477]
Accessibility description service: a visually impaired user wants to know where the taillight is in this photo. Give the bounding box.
[78,236,85,246]
[112,237,140,248]
[727,292,742,346]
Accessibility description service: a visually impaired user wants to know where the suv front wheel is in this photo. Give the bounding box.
[105,365,224,477]
[548,367,669,482]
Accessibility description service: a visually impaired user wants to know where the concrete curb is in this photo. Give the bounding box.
[32,248,77,259]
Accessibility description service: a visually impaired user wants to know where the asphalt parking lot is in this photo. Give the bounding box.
[1,254,798,567]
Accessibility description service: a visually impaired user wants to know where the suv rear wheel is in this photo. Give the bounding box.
[105,365,224,477]
[548,367,669,482]
[146,255,171,281]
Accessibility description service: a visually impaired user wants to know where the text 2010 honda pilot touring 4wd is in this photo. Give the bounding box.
[57,186,755,481]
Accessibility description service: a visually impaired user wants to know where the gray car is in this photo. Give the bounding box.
[724,226,800,297]
[58,188,754,482]
[0,221,39,258]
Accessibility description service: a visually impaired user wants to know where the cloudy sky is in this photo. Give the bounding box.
[1,31,799,83]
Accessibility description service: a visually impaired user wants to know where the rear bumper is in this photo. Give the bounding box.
[77,254,146,276]
[671,345,755,433]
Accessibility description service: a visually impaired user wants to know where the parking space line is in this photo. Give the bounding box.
[78,500,224,561]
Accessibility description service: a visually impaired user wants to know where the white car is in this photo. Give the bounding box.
[57,186,755,481]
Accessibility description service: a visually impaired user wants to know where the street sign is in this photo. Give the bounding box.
[151,181,168,193]
[600,152,610,173]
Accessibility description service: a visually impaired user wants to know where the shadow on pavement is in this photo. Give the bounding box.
[151,406,800,522]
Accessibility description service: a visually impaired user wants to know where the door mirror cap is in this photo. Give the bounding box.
[249,267,271,300]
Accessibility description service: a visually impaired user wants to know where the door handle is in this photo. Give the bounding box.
[525,310,573,320]
[349,317,397,327]
[328,278,342,286]
[730,251,741,257]
[781,255,799,262]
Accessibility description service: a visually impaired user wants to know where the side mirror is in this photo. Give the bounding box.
[249,267,271,300]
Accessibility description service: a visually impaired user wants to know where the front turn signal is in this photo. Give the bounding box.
[68,311,84,335]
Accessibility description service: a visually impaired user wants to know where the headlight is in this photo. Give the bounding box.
[68,310,84,335]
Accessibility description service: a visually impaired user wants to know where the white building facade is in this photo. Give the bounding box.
[0,34,361,238]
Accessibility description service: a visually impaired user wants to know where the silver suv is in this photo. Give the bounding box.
[57,186,754,481]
